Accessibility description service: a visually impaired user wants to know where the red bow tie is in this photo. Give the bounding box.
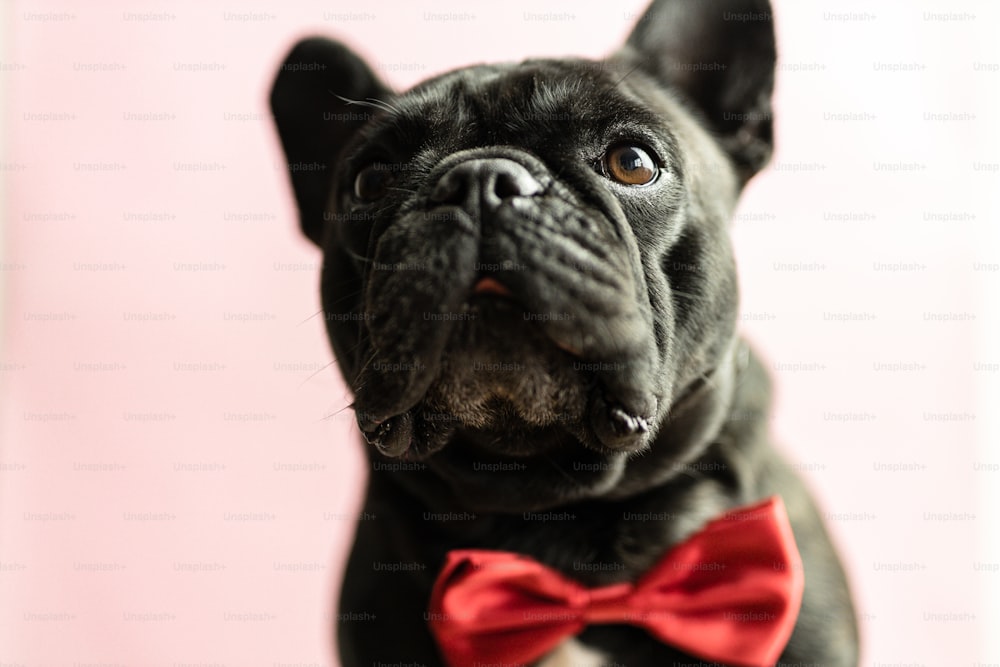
[428,497,803,667]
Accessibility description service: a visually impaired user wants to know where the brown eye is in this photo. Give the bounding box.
[603,145,658,186]
[353,163,394,202]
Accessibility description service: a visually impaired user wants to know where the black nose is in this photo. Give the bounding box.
[430,158,543,212]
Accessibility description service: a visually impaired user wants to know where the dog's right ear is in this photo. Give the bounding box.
[618,0,777,185]
[270,38,392,246]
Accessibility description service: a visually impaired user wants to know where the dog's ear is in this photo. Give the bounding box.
[270,38,392,246]
[619,0,777,184]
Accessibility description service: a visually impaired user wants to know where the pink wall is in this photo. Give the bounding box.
[2,1,996,665]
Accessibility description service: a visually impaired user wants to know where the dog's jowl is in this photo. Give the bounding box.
[270,0,859,665]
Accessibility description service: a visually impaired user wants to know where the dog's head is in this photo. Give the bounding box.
[271,0,776,511]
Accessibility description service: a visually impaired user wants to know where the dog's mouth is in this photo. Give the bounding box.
[355,270,659,459]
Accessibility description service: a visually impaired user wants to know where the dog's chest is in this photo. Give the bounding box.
[536,638,608,667]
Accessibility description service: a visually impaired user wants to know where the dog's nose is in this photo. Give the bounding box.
[430,158,543,211]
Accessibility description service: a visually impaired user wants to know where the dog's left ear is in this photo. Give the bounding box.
[270,38,393,246]
[617,0,777,184]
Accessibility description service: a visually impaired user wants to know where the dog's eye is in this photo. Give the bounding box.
[603,145,658,186]
[353,164,394,203]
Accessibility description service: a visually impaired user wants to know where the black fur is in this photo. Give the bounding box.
[270,1,859,665]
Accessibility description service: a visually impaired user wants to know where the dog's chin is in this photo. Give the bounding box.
[418,295,591,446]
[383,346,736,514]
[424,426,630,512]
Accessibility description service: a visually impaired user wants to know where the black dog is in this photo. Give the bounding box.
[270,0,858,664]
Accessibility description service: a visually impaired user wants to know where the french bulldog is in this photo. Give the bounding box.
[270,0,859,665]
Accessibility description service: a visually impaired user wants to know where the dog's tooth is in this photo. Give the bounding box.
[361,412,413,457]
[609,406,649,435]
[589,394,653,451]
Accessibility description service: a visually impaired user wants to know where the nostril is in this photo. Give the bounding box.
[492,172,523,200]
[493,169,543,200]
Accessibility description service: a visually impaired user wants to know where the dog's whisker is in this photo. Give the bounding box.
[298,360,338,388]
[609,60,645,89]
[366,97,402,115]
[341,337,369,359]
[333,244,372,265]
[297,309,325,326]
[325,288,367,309]
[334,94,401,116]
[354,348,381,384]
[321,401,356,422]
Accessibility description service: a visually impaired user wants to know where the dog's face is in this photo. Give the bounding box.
[272,0,776,511]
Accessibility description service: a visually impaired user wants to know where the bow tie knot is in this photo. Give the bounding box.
[579,583,635,623]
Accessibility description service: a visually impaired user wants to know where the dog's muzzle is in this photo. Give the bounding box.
[351,148,662,460]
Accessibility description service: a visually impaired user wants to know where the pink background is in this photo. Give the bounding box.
[2,1,998,665]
